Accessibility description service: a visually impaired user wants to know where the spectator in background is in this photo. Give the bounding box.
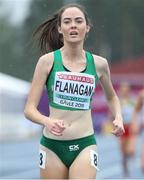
[118,82,135,178]
[132,88,144,173]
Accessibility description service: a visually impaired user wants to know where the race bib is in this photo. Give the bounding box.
[90,150,99,171]
[39,149,46,169]
[54,72,95,109]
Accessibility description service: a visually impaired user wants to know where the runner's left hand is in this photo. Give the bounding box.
[111,118,125,137]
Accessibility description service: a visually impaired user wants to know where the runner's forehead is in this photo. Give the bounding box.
[61,7,85,20]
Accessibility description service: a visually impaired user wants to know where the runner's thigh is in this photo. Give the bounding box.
[69,145,98,179]
[39,145,68,179]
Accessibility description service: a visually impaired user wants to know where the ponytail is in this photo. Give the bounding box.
[33,13,63,54]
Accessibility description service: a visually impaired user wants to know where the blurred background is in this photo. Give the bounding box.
[0,0,144,179]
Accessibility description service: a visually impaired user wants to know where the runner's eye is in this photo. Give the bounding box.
[63,20,70,24]
[76,20,83,24]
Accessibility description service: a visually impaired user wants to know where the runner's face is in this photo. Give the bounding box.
[58,7,90,44]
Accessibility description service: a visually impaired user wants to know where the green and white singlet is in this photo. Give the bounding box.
[46,49,99,110]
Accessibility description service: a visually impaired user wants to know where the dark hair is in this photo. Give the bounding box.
[33,4,92,54]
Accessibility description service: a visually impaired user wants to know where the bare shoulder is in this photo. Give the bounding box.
[36,52,54,74]
[93,54,108,68]
[92,54,109,77]
[38,52,54,67]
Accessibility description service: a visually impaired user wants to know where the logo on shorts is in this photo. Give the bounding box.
[69,144,79,151]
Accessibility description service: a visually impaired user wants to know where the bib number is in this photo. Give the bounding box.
[39,149,46,169]
[90,150,99,171]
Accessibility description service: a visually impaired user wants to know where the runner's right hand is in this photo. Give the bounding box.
[45,118,65,136]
